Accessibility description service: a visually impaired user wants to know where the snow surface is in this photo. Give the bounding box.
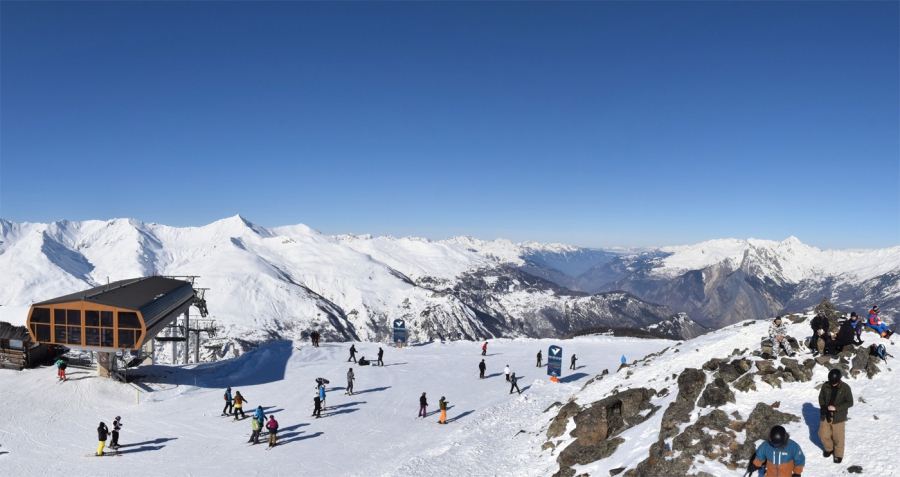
[0,336,670,476]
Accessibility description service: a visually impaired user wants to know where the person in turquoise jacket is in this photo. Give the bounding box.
[319,385,326,411]
[254,406,266,429]
[747,425,805,477]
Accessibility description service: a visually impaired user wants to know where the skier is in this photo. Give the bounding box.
[55,358,67,381]
[233,391,247,420]
[768,316,795,357]
[266,415,279,448]
[348,344,357,363]
[481,342,488,356]
[312,394,322,418]
[110,416,122,449]
[313,330,320,347]
[319,384,326,411]
[222,387,233,416]
[746,425,805,476]
[810,310,832,355]
[570,354,577,370]
[418,392,428,418]
[536,350,542,367]
[438,396,449,424]
[346,368,355,395]
[509,372,521,394]
[867,306,892,338]
[96,422,109,456]
[248,416,261,444]
[818,368,853,464]
[254,406,266,429]
[309,330,317,347]
[377,347,384,366]
[478,359,486,379]
[504,365,510,382]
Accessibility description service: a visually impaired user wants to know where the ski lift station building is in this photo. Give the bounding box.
[25,276,200,375]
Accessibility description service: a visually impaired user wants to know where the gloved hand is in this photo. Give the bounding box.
[792,474,802,477]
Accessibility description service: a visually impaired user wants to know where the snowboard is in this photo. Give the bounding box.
[86,451,120,457]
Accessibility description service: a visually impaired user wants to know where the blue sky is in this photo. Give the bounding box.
[2,2,897,249]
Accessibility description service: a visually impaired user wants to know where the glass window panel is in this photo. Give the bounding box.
[85,328,100,346]
[85,310,100,327]
[31,308,51,323]
[54,325,67,343]
[36,324,51,342]
[67,309,81,326]
[101,329,115,347]
[118,312,141,329]
[54,309,66,324]
[67,326,82,345]
[101,311,114,328]
[118,329,135,348]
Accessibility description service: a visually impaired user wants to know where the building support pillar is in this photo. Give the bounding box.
[183,311,190,365]
[98,352,114,377]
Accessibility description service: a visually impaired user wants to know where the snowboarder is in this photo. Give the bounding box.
[233,391,247,420]
[478,359,486,379]
[768,316,795,357]
[319,384,326,410]
[312,394,322,418]
[346,368,355,395]
[746,425,805,476]
[481,342,488,356]
[818,368,854,464]
[810,310,832,355]
[504,365,510,382]
[348,344,357,363]
[248,415,262,444]
[867,306,892,338]
[55,358,67,381]
[570,354,577,370]
[222,387,233,416]
[96,422,109,456]
[110,416,122,449]
[536,350,542,367]
[509,372,521,394]
[418,392,428,418]
[266,415,279,448]
[438,396,449,424]
[377,347,384,366]
[254,406,266,429]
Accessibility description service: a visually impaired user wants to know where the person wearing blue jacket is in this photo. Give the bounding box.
[222,387,233,416]
[747,425,805,477]
[319,384,326,411]
[254,406,266,429]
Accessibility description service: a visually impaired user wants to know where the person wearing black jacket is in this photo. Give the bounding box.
[810,311,832,355]
[377,347,384,366]
[536,350,542,367]
[110,416,122,449]
[825,318,860,355]
[418,392,428,418]
[96,422,109,456]
[478,359,486,379]
[312,395,322,418]
[348,344,357,363]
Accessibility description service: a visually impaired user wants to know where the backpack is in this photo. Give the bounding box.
[59,362,67,370]
[869,344,887,361]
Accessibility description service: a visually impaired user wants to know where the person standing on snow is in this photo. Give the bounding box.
[438,396,449,424]
[746,425,805,476]
[319,384,326,410]
[254,406,266,430]
[570,354,578,370]
[266,415,279,448]
[248,415,262,444]
[96,422,109,456]
[222,387,233,416]
[536,350,542,367]
[312,394,322,418]
[348,344,358,363]
[418,392,428,418]
[481,342,488,356]
[478,359,486,379]
[377,347,384,366]
[504,365,510,382]
[346,368,355,395]
[509,372,521,394]
[110,416,122,449]
[55,358,67,381]
[819,368,853,464]
[233,391,248,420]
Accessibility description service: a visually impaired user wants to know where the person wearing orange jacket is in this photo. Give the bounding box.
[747,425,805,477]
[232,391,248,420]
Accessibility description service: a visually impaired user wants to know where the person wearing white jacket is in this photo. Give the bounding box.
[504,365,510,382]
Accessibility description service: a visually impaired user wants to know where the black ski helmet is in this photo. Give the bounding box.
[828,368,842,384]
[768,425,787,447]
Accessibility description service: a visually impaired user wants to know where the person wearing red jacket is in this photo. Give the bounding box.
[867,306,892,338]
[266,415,279,448]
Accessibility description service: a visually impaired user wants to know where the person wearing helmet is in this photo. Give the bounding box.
[809,310,831,355]
[768,316,795,357]
[110,416,122,449]
[418,392,428,418]
[818,368,854,464]
[222,387,233,416]
[747,425,805,477]
[867,306,892,338]
[438,396,449,424]
[233,391,248,420]
[254,406,266,430]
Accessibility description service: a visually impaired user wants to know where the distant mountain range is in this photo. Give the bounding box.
[1,216,895,353]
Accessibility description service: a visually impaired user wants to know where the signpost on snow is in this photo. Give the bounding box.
[393,319,407,348]
[547,345,563,380]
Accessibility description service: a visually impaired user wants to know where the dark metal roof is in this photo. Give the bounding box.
[0,321,31,342]
[33,277,193,312]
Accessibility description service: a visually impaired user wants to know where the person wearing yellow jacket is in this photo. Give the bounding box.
[233,391,248,420]
[247,415,262,444]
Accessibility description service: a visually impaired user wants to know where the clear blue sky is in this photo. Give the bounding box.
[2,2,897,249]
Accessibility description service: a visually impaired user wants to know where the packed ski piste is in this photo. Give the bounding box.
[1,303,896,476]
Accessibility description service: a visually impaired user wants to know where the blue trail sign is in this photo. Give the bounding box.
[547,345,563,377]
[393,319,407,344]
